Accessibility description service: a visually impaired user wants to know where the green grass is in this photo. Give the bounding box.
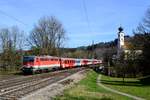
[54,70,130,100]
[0,70,21,75]
[101,74,150,99]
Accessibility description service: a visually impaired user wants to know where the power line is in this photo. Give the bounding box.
[82,0,96,58]
[82,0,92,33]
[0,9,28,26]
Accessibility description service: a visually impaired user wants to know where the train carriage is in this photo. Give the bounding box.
[61,58,76,68]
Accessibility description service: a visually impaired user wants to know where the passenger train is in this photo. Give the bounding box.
[21,56,102,74]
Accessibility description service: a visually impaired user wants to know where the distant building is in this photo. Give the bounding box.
[117,26,125,58]
[116,26,142,59]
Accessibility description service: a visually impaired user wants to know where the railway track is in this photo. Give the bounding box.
[0,67,84,100]
[0,75,23,82]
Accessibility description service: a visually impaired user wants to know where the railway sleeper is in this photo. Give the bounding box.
[0,95,16,100]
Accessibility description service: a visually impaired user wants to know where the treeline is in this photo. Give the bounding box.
[61,39,118,59]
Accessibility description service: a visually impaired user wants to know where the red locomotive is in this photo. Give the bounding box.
[21,56,102,74]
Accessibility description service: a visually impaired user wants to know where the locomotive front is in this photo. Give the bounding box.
[21,56,36,74]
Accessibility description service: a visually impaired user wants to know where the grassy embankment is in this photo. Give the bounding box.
[101,74,150,100]
[55,70,130,100]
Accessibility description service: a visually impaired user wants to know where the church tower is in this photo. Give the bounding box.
[117,26,125,58]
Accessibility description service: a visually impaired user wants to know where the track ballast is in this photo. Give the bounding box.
[0,67,85,100]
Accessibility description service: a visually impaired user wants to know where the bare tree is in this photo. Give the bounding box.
[11,26,25,50]
[135,7,150,33]
[0,26,25,51]
[0,26,25,71]
[29,16,66,56]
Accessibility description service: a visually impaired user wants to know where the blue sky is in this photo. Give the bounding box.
[0,0,150,48]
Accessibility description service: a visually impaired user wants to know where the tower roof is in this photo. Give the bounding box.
[118,26,124,32]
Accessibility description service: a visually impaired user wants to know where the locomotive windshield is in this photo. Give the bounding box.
[23,56,34,62]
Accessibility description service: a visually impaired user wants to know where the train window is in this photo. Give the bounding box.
[52,59,57,61]
[65,61,66,63]
[23,57,34,62]
[40,58,49,61]
[36,58,39,61]
[40,58,44,61]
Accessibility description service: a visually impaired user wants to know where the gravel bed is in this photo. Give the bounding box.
[21,69,88,100]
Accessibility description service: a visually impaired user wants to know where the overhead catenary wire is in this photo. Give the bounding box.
[82,0,95,58]
[0,9,28,26]
[82,0,92,33]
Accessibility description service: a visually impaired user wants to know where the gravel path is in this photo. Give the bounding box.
[97,74,145,100]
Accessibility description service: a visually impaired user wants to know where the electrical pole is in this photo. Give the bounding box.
[92,40,94,59]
